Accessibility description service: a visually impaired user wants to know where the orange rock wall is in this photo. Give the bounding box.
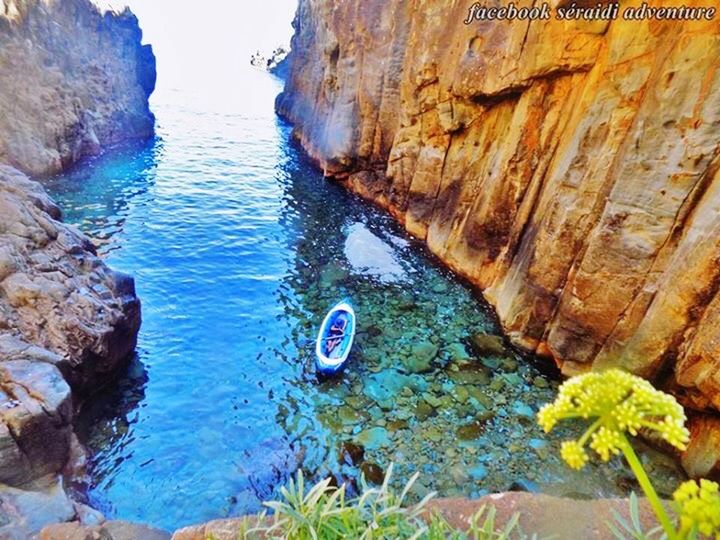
[277,0,720,433]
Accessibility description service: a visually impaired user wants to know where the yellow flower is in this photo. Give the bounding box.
[589,426,623,462]
[673,479,720,538]
[560,440,588,470]
[536,369,689,469]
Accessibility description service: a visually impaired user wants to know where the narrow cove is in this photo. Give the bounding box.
[39,66,686,532]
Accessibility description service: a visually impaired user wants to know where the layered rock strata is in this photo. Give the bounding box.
[277,0,720,476]
[0,0,153,534]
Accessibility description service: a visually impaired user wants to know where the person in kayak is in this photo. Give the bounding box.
[325,314,348,355]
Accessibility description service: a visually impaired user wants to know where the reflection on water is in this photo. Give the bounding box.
[43,69,686,531]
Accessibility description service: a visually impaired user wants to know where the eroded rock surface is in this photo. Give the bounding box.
[40,520,171,540]
[277,0,720,473]
[0,166,141,390]
[0,164,142,534]
[0,0,150,533]
[0,0,156,176]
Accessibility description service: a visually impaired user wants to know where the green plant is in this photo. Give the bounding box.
[235,464,528,539]
[537,368,720,540]
[608,492,662,540]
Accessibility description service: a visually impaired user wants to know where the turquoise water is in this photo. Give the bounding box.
[43,68,685,531]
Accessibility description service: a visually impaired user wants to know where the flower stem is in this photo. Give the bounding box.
[620,435,677,540]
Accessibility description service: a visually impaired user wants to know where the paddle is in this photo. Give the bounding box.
[298,330,368,348]
[320,333,346,342]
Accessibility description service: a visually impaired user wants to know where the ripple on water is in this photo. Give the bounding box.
[42,69,686,531]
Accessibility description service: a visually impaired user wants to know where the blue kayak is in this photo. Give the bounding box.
[315,301,356,375]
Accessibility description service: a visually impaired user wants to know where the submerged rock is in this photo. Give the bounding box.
[355,427,390,450]
[445,342,471,362]
[363,370,427,404]
[403,341,438,374]
[360,462,385,485]
[456,420,485,441]
[339,441,364,466]
[469,334,507,357]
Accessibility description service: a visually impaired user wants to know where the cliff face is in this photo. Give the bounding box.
[277,0,720,473]
[0,0,151,534]
[0,0,156,176]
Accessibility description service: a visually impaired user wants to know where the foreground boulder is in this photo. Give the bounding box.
[170,493,663,540]
[276,0,720,474]
[40,521,171,540]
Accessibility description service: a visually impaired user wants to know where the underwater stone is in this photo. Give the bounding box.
[470,334,507,356]
[431,282,448,294]
[453,386,471,404]
[465,386,492,408]
[503,373,524,387]
[456,420,485,441]
[469,464,488,481]
[423,426,443,443]
[450,464,470,484]
[355,427,390,450]
[396,291,416,310]
[415,400,436,421]
[338,405,367,425]
[360,462,385,485]
[500,357,519,372]
[512,403,534,419]
[339,441,364,466]
[364,370,428,405]
[318,263,348,288]
[422,392,442,408]
[446,342,471,362]
[448,365,490,386]
[386,420,408,431]
[403,341,439,374]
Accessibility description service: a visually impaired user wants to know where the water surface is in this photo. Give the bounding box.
[43,68,685,531]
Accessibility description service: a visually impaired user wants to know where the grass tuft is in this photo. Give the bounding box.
[232,465,529,539]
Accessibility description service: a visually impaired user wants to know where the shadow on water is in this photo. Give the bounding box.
[42,69,686,531]
[72,355,149,497]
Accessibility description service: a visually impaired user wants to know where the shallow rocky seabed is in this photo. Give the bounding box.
[274,210,686,502]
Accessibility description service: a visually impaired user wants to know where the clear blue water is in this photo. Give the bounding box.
[43,68,685,531]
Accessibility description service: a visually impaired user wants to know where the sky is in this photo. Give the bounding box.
[102,0,297,94]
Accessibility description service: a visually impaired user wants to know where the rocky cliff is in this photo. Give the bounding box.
[0,0,152,535]
[0,0,156,176]
[277,0,720,475]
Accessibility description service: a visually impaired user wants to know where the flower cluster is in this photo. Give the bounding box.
[673,479,720,538]
[537,369,689,470]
